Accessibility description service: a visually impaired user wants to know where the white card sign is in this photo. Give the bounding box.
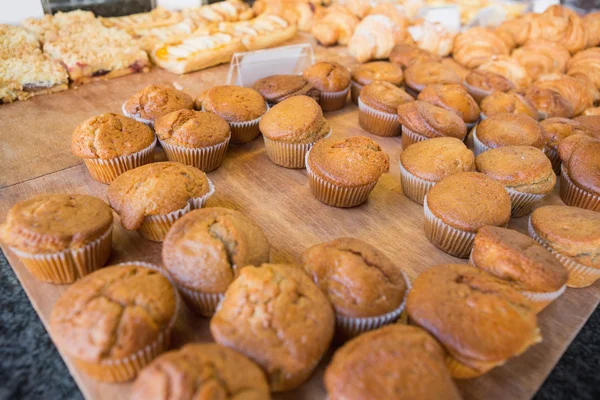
[421,6,461,33]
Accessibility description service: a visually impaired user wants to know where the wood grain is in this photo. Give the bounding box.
[0,34,599,400]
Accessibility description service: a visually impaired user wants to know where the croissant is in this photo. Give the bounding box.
[369,3,410,44]
[535,73,599,116]
[511,40,570,81]
[253,0,320,32]
[408,20,456,57]
[528,11,588,54]
[495,16,532,46]
[453,28,511,69]
[348,14,398,62]
[311,5,359,46]
[583,12,600,47]
[477,56,531,90]
[567,48,600,91]
[341,0,372,19]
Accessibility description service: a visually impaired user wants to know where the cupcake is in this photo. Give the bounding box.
[162,207,270,317]
[306,136,389,208]
[389,43,441,69]
[303,61,351,111]
[417,83,480,129]
[472,114,544,156]
[71,113,156,184]
[475,146,556,217]
[200,85,267,144]
[397,100,467,149]
[324,325,461,400]
[50,262,179,382]
[0,194,113,284]
[252,74,320,104]
[301,238,409,337]
[400,137,475,205]
[131,343,270,400]
[424,172,511,258]
[358,81,413,137]
[154,109,230,172]
[406,264,541,378]
[350,61,403,104]
[122,84,194,128]
[529,205,600,287]
[403,62,461,96]
[259,95,330,168]
[470,226,568,312]
[463,70,515,103]
[558,138,600,211]
[210,263,335,392]
[107,162,214,242]
[480,91,540,120]
[540,118,590,174]
[525,85,574,119]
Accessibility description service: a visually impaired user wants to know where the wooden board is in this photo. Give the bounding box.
[0,34,599,400]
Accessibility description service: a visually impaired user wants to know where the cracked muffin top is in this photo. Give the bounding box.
[154,110,230,148]
[71,113,155,159]
[163,208,270,293]
[351,61,403,87]
[397,100,467,141]
[360,81,414,114]
[210,263,335,392]
[107,162,210,230]
[252,75,321,104]
[417,84,480,124]
[303,62,351,92]
[389,44,441,69]
[480,91,539,120]
[50,264,177,364]
[123,84,194,122]
[1,194,113,254]
[404,62,462,92]
[540,118,590,149]
[301,237,408,318]
[201,85,267,123]
[131,343,270,400]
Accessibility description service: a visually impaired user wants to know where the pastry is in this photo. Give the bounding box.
[511,40,570,81]
[524,85,574,120]
[477,56,531,90]
[452,27,511,69]
[583,11,600,47]
[122,84,194,127]
[311,5,359,46]
[583,106,600,116]
[540,118,589,174]
[495,15,532,47]
[389,43,440,69]
[100,7,182,31]
[350,61,403,104]
[182,0,254,24]
[567,48,600,91]
[528,6,588,54]
[303,61,351,111]
[573,115,600,138]
[134,19,199,52]
[463,70,515,103]
[348,14,398,63]
[480,91,539,120]
[440,57,471,81]
[417,84,480,128]
[359,81,413,137]
[558,138,600,212]
[252,74,320,104]
[368,2,411,44]
[403,62,462,95]
[407,20,456,57]
[473,114,544,156]
[534,73,599,116]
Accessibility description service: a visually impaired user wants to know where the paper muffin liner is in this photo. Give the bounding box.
[529,217,600,288]
[480,112,487,120]
[122,103,155,128]
[350,80,363,105]
[137,178,215,242]
[405,85,421,98]
[9,226,112,285]
[399,160,436,205]
[505,186,546,218]
[159,136,230,172]
[560,164,600,212]
[358,96,401,137]
[546,147,561,175]
[423,194,475,258]
[401,125,428,149]
[466,120,478,130]
[178,286,225,317]
[463,80,490,104]
[320,86,349,112]
[472,126,491,156]
[263,129,331,169]
[83,138,157,184]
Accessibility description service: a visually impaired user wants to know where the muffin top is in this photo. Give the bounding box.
[465,70,515,94]
[252,74,320,104]
[397,100,467,140]
[472,226,568,292]
[389,43,441,68]
[259,96,330,144]
[574,115,600,139]
[162,207,270,293]
[417,84,480,124]
[525,86,574,119]
[107,162,210,230]
[210,263,335,392]
[531,205,600,268]
[50,264,177,364]
[351,61,403,86]
[557,134,597,162]
[441,57,471,80]
[360,81,414,114]
[201,86,267,123]
[400,137,475,182]
[307,136,390,186]
[475,146,556,194]
[1,194,113,254]
[324,325,461,400]
[404,62,462,91]
[540,118,589,148]
[562,140,600,196]
[123,84,194,121]
[480,91,539,120]
[71,113,155,160]
[131,343,270,400]
[406,264,540,368]
[303,61,351,92]
[476,114,544,149]
[301,237,408,318]
[426,172,511,232]
[154,109,230,148]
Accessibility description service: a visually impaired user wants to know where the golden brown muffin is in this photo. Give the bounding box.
[480,91,539,120]
[406,264,540,378]
[303,61,351,92]
[404,62,462,94]
[50,263,178,382]
[389,43,441,68]
[210,263,335,392]
[525,85,575,119]
[475,114,544,152]
[351,61,404,87]
[540,118,589,165]
[417,84,480,125]
[154,109,230,148]
[573,115,600,139]
[201,86,267,123]
[324,325,461,400]
[535,73,599,116]
[464,70,515,103]
[560,139,600,200]
[397,100,467,142]
[123,84,194,124]
[360,81,414,114]
[252,74,320,104]
[441,57,471,80]
[557,134,597,163]
[131,343,270,400]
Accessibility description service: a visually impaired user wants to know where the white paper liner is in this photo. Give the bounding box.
[320,86,350,112]
[399,160,436,205]
[9,226,112,284]
[84,137,157,184]
[263,129,331,169]
[472,126,491,156]
[405,84,421,98]
[122,103,155,128]
[546,147,561,175]
[159,135,230,172]
[480,112,487,120]
[466,120,478,131]
[505,186,546,218]
[463,80,491,104]
[178,286,225,317]
[401,125,427,149]
[358,96,401,137]
[350,80,363,104]
[205,103,268,144]
[560,164,600,212]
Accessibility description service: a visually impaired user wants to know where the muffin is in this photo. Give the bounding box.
[358,81,413,137]
[558,139,600,212]
[400,137,475,205]
[389,43,441,69]
[424,172,511,258]
[529,205,600,287]
[162,207,270,317]
[540,118,589,173]
[470,226,568,312]
[403,62,461,96]
[303,61,351,111]
[50,262,179,382]
[525,85,575,119]
[252,74,320,105]
[473,114,544,156]
[259,96,330,168]
[441,57,471,80]
[301,238,409,337]
[397,100,467,149]
[417,84,480,129]
[463,70,515,103]
[350,61,403,104]
[475,146,556,217]
[200,85,267,144]
[324,325,461,400]
[583,106,600,116]
[480,91,540,120]
[131,343,270,400]
[573,115,600,138]
[154,110,230,172]
[123,84,194,127]
[0,194,113,284]
[306,136,390,207]
[107,162,214,241]
[71,113,156,184]
[406,264,541,378]
[210,263,335,392]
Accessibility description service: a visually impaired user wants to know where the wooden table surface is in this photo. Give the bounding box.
[0,34,598,400]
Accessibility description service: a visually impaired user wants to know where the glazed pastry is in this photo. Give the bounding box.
[535,73,599,116]
[495,15,532,47]
[511,40,570,81]
[583,11,600,47]
[311,5,359,46]
[528,6,587,54]
[525,85,574,120]
[403,62,462,95]
[408,20,456,57]
[463,70,515,103]
[417,84,480,127]
[452,27,511,69]
[558,138,600,212]
[480,91,539,120]
[477,56,531,90]
[567,48,600,91]
[389,43,440,68]
[348,14,398,63]
[540,118,590,174]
